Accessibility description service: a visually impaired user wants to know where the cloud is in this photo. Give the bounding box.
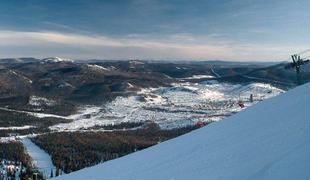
[0,30,307,61]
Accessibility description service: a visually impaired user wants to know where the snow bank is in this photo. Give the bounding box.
[54,82,310,180]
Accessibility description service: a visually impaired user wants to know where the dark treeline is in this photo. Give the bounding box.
[32,125,198,173]
[86,121,144,130]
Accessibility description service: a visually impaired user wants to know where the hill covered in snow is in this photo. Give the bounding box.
[54,83,310,180]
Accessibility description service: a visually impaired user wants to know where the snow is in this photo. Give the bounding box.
[0,159,26,180]
[29,96,56,106]
[31,112,70,119]
[127,82,134,88]
[0,107,70,120]
[54,82,310,180]
[86,64,110,71]
[9,70,33,84]
[0,137,19,143]
[49,106,108,131]
[129,60,144,65]
[49,81,284,131]
[21,138,56,179]
[42,57,73,63]
[183,74,215,79]
[0,125,35,130]
[211,68,221,78]
[0,80,283,132]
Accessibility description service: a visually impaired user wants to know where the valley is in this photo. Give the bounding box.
[0,58,306,179]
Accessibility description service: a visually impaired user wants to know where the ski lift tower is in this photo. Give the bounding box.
[286,53,310,85]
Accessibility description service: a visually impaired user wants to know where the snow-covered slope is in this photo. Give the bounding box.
[41,57,73,63]
[54,83,310,180]
[22,138,56,178]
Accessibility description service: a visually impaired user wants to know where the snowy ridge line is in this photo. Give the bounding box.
[86,64,110,71]
[42,57,73,63]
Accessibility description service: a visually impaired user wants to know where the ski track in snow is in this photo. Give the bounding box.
[211,68,221,78]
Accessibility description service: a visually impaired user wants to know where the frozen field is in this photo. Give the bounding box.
[50,80,284,131]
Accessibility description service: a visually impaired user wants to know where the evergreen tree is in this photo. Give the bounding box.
[56,167,59,177]
[50,169,54,178]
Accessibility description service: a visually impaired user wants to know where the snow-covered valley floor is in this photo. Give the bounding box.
[0,80,285,135]
[50,81,284,131]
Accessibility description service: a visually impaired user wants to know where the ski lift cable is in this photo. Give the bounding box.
[297,49,310,56]
[301,55,310,60]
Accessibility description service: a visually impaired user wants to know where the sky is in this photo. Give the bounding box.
[0,0,309,61]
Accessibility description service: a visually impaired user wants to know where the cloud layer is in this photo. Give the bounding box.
[1,30,307,61]
[1,0,310,61]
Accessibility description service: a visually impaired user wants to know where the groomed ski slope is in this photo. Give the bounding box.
[22,138,56,178]
[54,83,310,180]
